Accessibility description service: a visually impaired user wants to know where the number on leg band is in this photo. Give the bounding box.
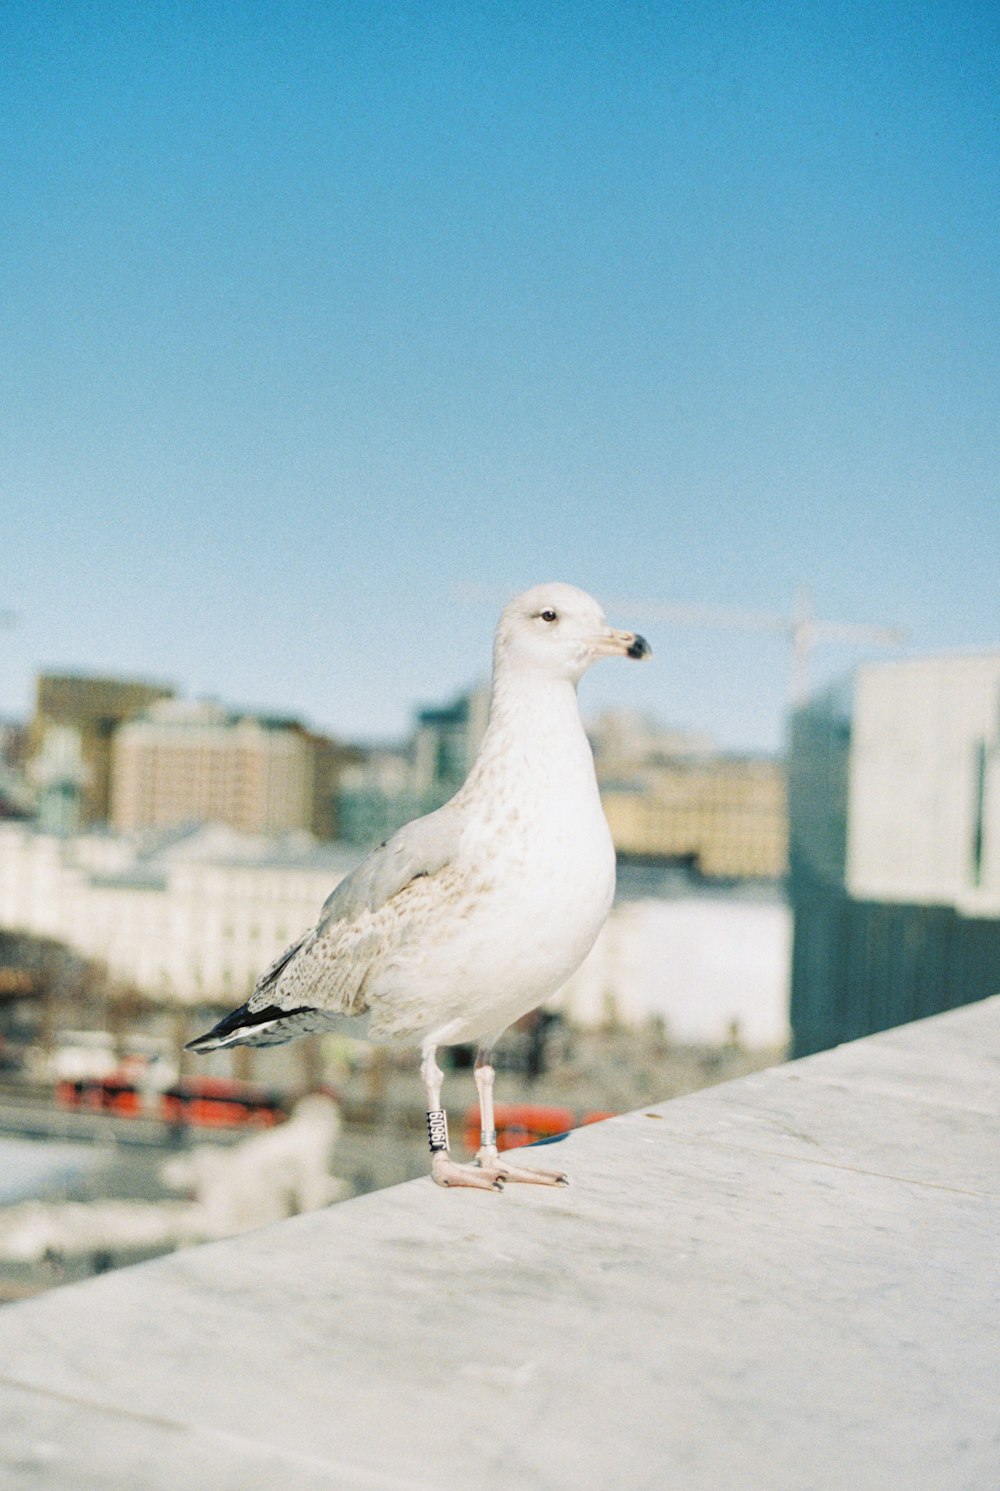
[426,1108,449,1153]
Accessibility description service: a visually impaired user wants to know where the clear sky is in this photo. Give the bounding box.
[2,1,997,752]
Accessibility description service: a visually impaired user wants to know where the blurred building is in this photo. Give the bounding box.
[411,684,490,802]
[335,745,417,846]
[556,887,790,1047]
[337,684,489,846]
[600,758,787,879]
[0,719,32,821]
[337,693,787,879]
[789,652,1000,1056]
[847,654,1000,913]
[0,821,790,1046]
[29,674,175,833]
[0,821,358,1007]
[591,708,786,879]
[786,677,853,892]
[0,719,28,775]
[588,708,714,770]
[110,699,353,840]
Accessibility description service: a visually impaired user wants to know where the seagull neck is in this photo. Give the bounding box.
[474,670,590,772]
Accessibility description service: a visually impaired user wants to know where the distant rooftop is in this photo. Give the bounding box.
[859,645,1000,668]
[1,995,996,1489]
[131,697,306,731]
[126,821,362,875]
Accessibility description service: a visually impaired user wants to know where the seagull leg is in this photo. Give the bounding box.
[421,1045,503,1191]
[474,1049,569,1187]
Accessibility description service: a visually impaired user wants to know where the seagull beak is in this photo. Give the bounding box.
[593,627,652,660]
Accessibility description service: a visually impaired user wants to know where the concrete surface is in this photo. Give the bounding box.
[1,997,998,1491]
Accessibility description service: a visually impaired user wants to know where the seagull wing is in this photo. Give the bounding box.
[186,803,466,1051]
[315,802,462,931]
[242,802,463,1017]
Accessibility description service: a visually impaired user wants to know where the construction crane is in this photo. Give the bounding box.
[458,585,908,707]
[602,587,909,706]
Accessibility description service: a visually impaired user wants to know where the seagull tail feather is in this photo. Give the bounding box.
[185,1001,321,1052]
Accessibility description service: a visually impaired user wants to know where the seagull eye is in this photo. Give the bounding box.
[539,609,558,624]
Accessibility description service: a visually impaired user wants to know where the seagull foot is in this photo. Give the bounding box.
[495,1161,570,1186]
[478,1148,569,1187]
[431,1152,505,1191]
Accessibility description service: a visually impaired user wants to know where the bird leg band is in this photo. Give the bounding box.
[426,1108,450,1153]
[480,1126,498,1150]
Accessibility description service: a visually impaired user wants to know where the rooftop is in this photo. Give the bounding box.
[1,996,997,1490]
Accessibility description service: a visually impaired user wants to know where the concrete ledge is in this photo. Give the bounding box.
[2,998,999,1490]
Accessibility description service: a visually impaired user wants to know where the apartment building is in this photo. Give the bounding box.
[600,758,788,879]
[30,673,175,830]
[110,699,351,840]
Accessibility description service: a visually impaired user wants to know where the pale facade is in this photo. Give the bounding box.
[111,701,322,837]
[601,758,788,879]
[556,893,790,1047]
[0,822,356,1005]
[0,823,790,1044]
[846,652,1000,914]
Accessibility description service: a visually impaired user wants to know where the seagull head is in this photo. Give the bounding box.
[495,583,651,685]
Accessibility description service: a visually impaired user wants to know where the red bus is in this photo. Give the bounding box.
[56,1073,288,1128]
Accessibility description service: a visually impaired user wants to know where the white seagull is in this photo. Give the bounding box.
[187,584,651,1190]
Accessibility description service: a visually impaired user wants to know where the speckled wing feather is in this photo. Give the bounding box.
[246,802,464,1018]
[315,803,462,929]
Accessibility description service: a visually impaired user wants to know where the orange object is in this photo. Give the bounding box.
[161,1076,287,1128]
[55,1072,287,1128]
[462,1102,576,1153]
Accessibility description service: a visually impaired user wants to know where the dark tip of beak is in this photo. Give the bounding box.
[627,634,651,660]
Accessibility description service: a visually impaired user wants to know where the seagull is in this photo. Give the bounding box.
[187,584,651,1190]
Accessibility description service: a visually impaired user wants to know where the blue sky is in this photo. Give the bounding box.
[2,2,997,751]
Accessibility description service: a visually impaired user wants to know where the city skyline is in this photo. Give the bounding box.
[7,659,773,758]
[4,588,995,755]
[3,3,997,752]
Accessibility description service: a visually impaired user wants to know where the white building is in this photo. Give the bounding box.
[110,699,325,837]
[0,822,358,1006]
[556,893,790,1047]
[0,823,791,1045]
[847,652,1000,915]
